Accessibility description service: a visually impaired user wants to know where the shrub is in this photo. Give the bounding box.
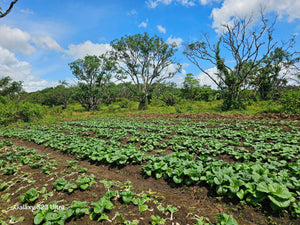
[280,89,300,114]
[0,99,47,125]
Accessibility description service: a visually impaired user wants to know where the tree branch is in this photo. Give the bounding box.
[0,0,18,18]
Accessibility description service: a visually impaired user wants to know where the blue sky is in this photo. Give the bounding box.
[0,0,299,91]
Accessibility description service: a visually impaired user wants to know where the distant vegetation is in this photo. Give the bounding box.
[1,14,299,125]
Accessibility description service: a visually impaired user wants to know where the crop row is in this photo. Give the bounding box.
[0,117,299,218]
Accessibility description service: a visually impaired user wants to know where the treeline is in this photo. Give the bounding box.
[0,72,299,125]
[1,13,300,124]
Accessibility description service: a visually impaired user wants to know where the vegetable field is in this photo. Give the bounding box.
[0,114,299,224]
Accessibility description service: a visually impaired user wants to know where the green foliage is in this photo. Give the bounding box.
[66,200,89,218]
[19,188,39,204]
[0,76,23,100]
[256,182,294,210]
[26,85,74,108]
[182,73,200,99]
[69,54,116,111]
[215,213,238,225]
[280,88,300,114]
[151,215,166,224]
[0,99,47,125]
[33,201,66,225]
[3,164,17,175]
[90,191,116,221]
[111,32,181,110]
[76,175,95,190]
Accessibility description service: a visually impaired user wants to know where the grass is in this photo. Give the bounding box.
[60,99,287,118]
[1,99,290,128]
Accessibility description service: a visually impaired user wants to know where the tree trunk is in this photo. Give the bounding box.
[138,98,147,110]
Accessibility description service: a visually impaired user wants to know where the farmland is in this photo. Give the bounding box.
[0,114,299,224]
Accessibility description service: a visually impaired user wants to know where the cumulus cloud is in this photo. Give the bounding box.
[166,36,183,47]
[65,41,112,59]
[211,0,300,33]
[0,25,36,55]
[0,25,65,92]
[32,36,63,52]
[157,25,166,34]
[0,46,57,92]
[197,67,219,89]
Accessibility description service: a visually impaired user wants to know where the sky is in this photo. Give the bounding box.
[0,0,299,92]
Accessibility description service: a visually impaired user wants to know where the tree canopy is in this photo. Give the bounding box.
[110,32,181,109]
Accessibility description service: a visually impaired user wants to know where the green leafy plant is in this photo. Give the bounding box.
[66,201,89,218]
[90,197,114,221]
[120,190,135,204]
[33,201,66,225]
[151,215,166,225]
[215,213,238,225]
[76,175,95,190]
[53,177,68,191]
[19,188,39,204]
[53,177,77,193]
[3,165,17,175]
[256,182,294,210]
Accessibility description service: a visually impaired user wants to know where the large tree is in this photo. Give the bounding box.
[184,13,299,110]
[110,32,181,110]
[69,54,116,111]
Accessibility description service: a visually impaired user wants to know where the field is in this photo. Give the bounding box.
[0,113,299,225]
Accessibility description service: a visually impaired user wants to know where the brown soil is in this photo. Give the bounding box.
[0,137,298,225]
[1,112,299,225]
[126,112,300,121]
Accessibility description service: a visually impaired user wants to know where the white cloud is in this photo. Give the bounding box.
[65,41,112,59]
[32,36,63,52]
[138,20,148,28]
[197,67,219,89]
[0,46,56,92]
[157,25,166,34]
[166,36,183,47]
[20,9,34,15]
[146,0,197,8]
[0,25,66,92]
[211,0,300,33]
[0,25,36,55]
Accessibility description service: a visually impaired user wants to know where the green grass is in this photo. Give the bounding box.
[0,99,292,128]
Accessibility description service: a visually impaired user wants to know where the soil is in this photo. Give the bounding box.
[1,112,299,225]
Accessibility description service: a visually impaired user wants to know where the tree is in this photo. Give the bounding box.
[154,82,180,106]
[251,47,300,99]
[182,73,200,99]
[69,55,116,111]
[37,84,74,109]
[184,13,298,110]
[0,0,18,18]
[0,76,23,100]
[110,32,181,110]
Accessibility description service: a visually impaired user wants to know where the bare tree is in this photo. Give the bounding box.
[184,12,297,110]
[0,0,18,18]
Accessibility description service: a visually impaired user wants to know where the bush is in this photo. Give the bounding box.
[0,99,47,125]
[19,102,46,122]
[280,89,300,114]
[116,98,130,108]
